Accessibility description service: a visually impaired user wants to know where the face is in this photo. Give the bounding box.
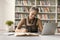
[29,10,37,20]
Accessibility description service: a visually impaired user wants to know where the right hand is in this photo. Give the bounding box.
[15,28,27,33]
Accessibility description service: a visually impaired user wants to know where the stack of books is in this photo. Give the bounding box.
[48,14,55,19]
[37,14,48,20]
[15,21,20,26]
[37,0,55,5]
[39,7,55,13]
[15,7,29,12]
[58,14,60,19]
[15,14,19,18]
[57,8,60,13]
[16,0,35,6]
[58,0,60,5]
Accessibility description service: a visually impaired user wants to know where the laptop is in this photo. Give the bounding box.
[41,23,57,35]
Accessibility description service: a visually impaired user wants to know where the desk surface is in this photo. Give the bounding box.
[0,32,60,40]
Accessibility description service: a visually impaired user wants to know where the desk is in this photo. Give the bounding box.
[0,32,60,40]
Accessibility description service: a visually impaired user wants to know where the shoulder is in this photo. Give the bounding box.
[35,18,41,22]
[36,18,42,25]
[38,19,41,22]
[20,18,26,22]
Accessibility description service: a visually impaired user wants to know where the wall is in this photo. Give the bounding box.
[0,0,15,30]
[0,0,5,30]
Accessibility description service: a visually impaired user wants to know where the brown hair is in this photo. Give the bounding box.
[30,6,39,13]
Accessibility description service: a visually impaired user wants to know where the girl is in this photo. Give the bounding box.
[15,7,43,33]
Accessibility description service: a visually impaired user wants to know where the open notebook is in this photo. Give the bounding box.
[15,32,39,36]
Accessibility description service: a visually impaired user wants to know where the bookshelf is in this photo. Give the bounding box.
[15,0,60,33]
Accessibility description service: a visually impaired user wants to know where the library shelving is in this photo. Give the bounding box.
[15,0,60,33]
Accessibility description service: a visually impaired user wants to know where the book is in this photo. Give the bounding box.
[28,0,31,5]
[37,0,40,5]
[58,0,60,5]
[39,0,50,5]
[45,0,50,5]
[37,14,42,19]
[50,7,55,12]
[40,1,42,5]
[21,14,25,18]
[58,15,60,19]
[40,1,45,5]
[57,8,60,12]
[25,14,28,18]
[42,15,44,19]
[40,7,44,12]
[19,14,21,19]
[15,32,39,36]
[23,0,28,5]
[15,7,19,12]
[15,14,19,18]
[40,7,50,13]
[44,14,48,19]
[50,0,55,5]
[16,0,20,5]
[24,7,29,12]
[44,7,49,12]
[42,14,48,20]
[15,21,19,26]
[58,22,60,27]
[48,14,55,19]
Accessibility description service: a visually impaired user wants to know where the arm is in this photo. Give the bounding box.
[16,18,25,29]
[15,18,26,32]
[37,19,43,32]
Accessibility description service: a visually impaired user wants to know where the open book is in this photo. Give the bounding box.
[15,32,39,36]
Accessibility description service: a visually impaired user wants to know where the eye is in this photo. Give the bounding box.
[32,14,36,16]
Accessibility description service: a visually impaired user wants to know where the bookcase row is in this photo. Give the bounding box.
[15,7,56,13]
[15,20,60,27]
[15,14,56,19]
[15,0,56,6]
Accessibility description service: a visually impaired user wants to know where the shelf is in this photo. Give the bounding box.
[57,5,60,7]
[15,12,29,14]
[15,18,55,21]
[15,12,56,14]
[38,12,56,14]
[41,19,55,21]
[15,18,21,19]
[15,5,32,7]
[15,5,56,7]
[57,19,60,20]
[57,27,60,28]
[57,12,60,13]
[37,5,56,7]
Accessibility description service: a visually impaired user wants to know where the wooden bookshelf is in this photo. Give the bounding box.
[15,0,60,33]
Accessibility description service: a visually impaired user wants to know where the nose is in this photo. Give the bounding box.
[32,15,35,18]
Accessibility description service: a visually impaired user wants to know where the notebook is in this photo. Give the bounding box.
[15,32,39,36]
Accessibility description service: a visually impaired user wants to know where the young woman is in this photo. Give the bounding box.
[15,7,43,33]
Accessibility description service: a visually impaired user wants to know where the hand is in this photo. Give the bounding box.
[15,29,21,32]
[15,28,27,33]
